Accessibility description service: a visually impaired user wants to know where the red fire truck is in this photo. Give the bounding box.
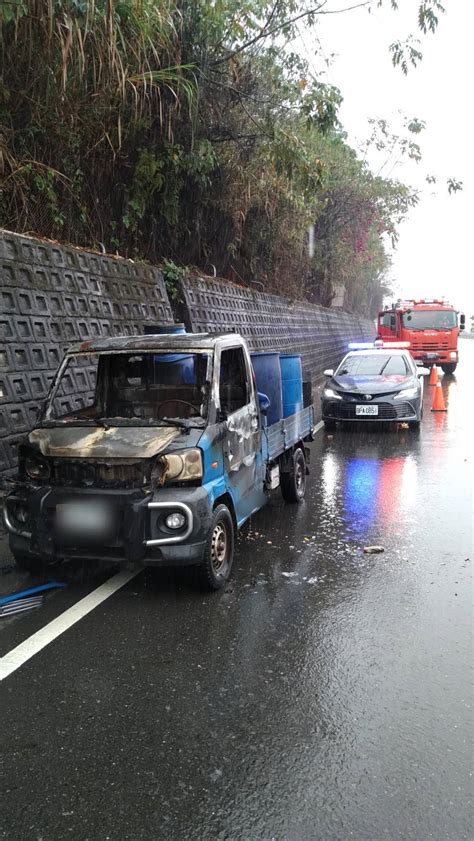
[377,299,465,374]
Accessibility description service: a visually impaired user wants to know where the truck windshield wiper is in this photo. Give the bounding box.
[36,416,205,432]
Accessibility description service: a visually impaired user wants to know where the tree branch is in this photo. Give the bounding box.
[211,3,328,66]
[211,1,370,67]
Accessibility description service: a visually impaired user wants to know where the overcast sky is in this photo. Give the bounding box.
[304,0,473,318]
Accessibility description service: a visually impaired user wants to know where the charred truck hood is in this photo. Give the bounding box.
[26,424,204,460]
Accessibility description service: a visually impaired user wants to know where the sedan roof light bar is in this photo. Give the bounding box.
[348,340,411,351]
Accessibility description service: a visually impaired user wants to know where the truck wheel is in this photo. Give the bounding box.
[441,363,457,375]
[324,420,336,431]
[281,447,306,503]
[199,504,234,590]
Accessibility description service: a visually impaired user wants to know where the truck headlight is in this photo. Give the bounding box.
[450,352,457,359]
[394,386,418,400]
[323,388,342,400]
[152,449,203,488]
[25,455,50,480]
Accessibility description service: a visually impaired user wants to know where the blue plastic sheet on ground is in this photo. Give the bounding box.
[0,581,67,607]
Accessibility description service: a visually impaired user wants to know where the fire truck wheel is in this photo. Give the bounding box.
[281,448,306,503]
[441,363,457,375]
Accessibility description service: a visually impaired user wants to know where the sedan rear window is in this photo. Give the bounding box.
[337,354,408,376]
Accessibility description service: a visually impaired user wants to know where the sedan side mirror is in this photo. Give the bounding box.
[323,369,334,377]
[417,367,430,376]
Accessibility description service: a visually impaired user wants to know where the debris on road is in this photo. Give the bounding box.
[363,546,385,554]
[0,595,45,617]
[0,580,67,618]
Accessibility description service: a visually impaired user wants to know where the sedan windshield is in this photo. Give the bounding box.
[336,354,408,376]
[46,351,210,423]
[402,310,457,329]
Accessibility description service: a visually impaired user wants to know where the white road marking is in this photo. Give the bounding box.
[0,567,141,681]
[314,420,324,434]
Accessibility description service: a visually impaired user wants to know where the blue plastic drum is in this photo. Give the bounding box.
[144,323,186,335]
[279,354,303,417]
[145,324,194,384]
[250,352,283,425]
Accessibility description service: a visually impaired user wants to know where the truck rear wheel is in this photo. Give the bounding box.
[441,363,457,375]
[281,447,306,503]
[199,504,234,590]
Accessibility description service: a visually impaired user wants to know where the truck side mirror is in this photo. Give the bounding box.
[257,391,270,415]
[460,313,465,331]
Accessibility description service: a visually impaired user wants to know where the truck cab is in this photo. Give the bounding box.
[377,299,465,373]
[3,332,313,588]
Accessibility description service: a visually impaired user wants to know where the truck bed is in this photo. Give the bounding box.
[263,406,315,462]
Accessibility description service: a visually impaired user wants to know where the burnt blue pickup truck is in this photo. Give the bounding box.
[3,332,314,588]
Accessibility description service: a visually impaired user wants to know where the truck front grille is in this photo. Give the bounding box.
[414,341,449,351]
[53,460,145,488]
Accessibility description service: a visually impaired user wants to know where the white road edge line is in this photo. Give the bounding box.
[314,420,324,434]
[0,567,141,682]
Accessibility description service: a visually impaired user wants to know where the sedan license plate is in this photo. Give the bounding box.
[56,501,114,539]
[356,404,378,416]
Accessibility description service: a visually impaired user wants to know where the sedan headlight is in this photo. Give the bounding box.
[25,455,50,480]
[152,448,203,488]
[394,386,419,400]
[323,388,343,400]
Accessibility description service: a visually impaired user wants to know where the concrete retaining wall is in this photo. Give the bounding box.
[180,275,376,381]
[0,230,173,479]
[0,232,375,483]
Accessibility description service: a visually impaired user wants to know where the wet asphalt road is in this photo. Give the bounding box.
[0,344,473,841]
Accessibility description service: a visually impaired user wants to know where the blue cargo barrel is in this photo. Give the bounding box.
[144,323,186,335]
[279,354,303,417]
[250,352,283,425]
[144,324,194,384]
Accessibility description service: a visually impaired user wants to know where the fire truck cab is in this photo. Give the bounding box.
[377,299,465,374]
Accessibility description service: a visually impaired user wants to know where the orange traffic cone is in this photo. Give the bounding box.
[431,382,447,412]
[429,365,439,385]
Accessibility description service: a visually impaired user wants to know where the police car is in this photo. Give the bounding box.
[321,341,428,430]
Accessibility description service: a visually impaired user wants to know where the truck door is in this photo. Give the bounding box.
[218,346,267,525]
[378,311,397,339]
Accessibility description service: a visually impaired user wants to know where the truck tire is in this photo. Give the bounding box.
[324,419,336,431]
[441,363,457,375]
[199,504,234,590]
[281,447,306,503]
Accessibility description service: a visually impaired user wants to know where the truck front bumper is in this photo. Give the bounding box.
[3,484,213,567]
[413,350,458,365]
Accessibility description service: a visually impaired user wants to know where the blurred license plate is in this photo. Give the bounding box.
[356,405,378,416]
[56,501,114,538]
